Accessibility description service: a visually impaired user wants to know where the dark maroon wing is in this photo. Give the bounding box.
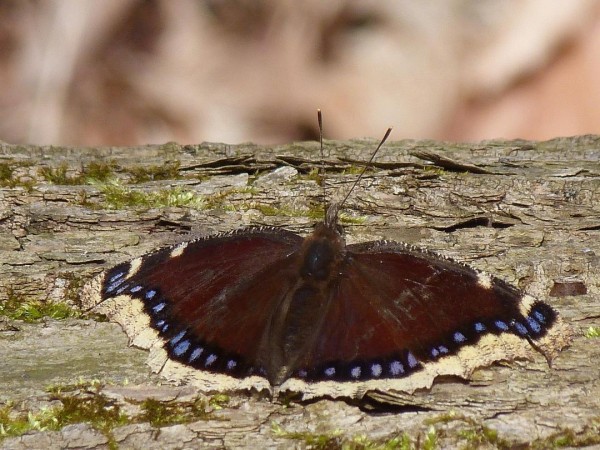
[101,227,304,379]
[296,240,558,382]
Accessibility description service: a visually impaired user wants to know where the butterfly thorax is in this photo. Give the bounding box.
[261,221,347,385]
[299,222,346,280]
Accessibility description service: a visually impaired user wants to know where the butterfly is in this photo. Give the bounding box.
[83,111,573,400]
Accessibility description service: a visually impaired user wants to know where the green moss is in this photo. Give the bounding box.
[126,160,181,183]
[234,202,318,221]
[0,392,127,449]
[0,289,82,322]
[425,413,511,449]
[59,272,86,305]
[250,203,327,221]
[343,165,370,176]
[299,168,323,183]
[138,396,219,428]
[551,431,575,447]
[94,180,205,210]
[204,196,366,224]
[138,399,190,428]
[296,165,371,181]
[584,326,600,338]
[39,159,187,186]
[46,379,103,395]
[349,433,414,450]
[39,163,76,185]
[424,410,459,426]
[208,394,230,410]
[39,161,118,185]
[193,181,364,224]
[0,403,57,438]
[457,425,506,450]
[53,394,127,445]
[305,204,325,221]
[0,163,13,182]
[422,425,438,450]
[272,422,422,450]
[252,204,304,217]
[422,166,445,176]
[2,380,231,447]
[0,163,35,190]
[158,142,181,156]
[303,205,366,225]
[83,161,119,183]
[339,212,367,225]
[531,422,600,448]
[271,422,343,449]
[202,187,257,210]
[96,181,146,208]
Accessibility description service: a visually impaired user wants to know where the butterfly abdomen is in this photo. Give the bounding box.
[259,222,349,384]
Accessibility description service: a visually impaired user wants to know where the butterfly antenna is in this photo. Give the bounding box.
[317,109,326,209]
[338,127,392,209]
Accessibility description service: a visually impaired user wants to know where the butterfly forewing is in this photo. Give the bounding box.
[295,240,558,383]
[101,227,303,378]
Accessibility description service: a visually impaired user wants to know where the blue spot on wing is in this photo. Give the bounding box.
[169,330,186,346]
[173,340,190,357]
[205,354,217,367]
[513,321,528,336]
[407,352,418,368]
[453,331,466,343]
[189,347,203,362]
[152,303,166,313]
[115,284,129,295]
[105,277,126,294]
[389,361,404,376]
[371,363,382,377]
[495,320,509,331]
[109,272,125,283]
[533,310,546,324]
[527,316,542,334]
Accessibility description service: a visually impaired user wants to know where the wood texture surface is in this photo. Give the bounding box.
[0,136,598,448]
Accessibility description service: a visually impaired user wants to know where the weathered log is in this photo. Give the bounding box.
[0,137,598,449]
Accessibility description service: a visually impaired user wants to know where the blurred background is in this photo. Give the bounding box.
[1,0,599,146]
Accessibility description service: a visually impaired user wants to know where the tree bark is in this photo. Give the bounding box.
[0,137,598,449]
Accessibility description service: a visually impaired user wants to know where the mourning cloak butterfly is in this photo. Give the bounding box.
[83,112,573,400]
